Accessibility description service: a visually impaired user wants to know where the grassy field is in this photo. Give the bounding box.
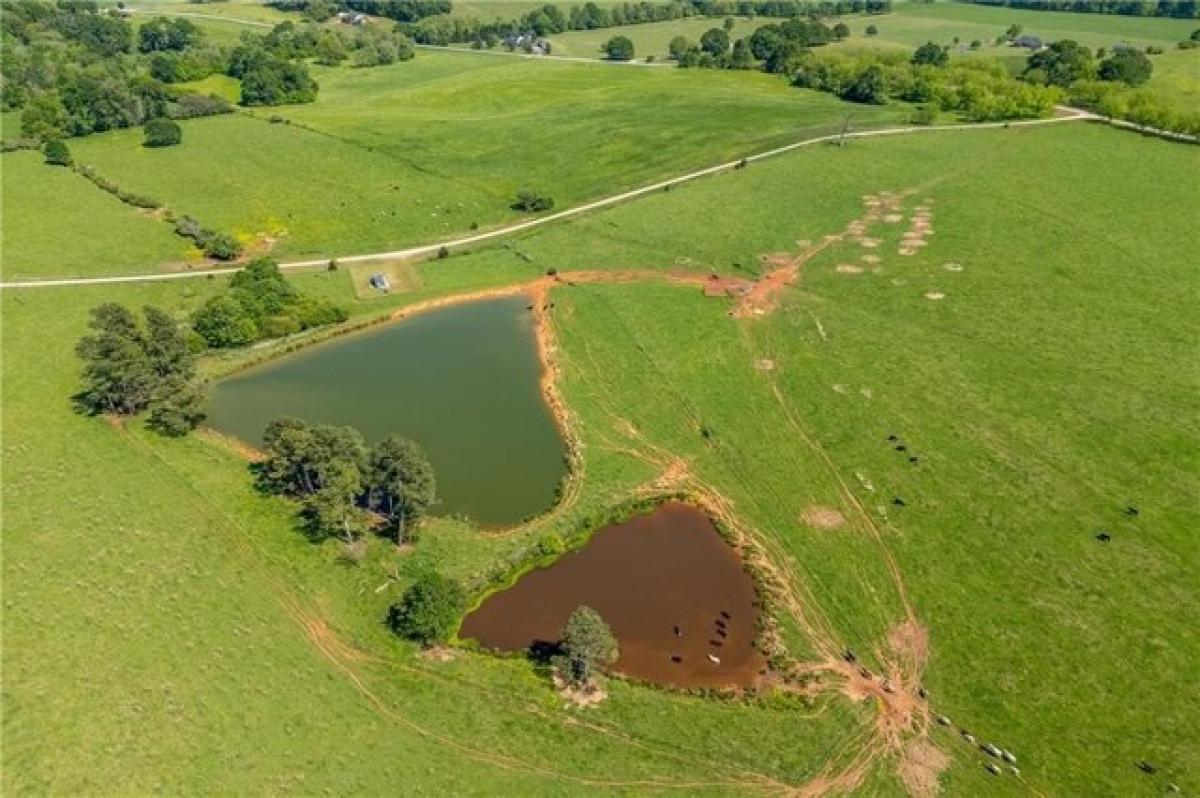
[3,120,1197,794]
[856,1,1196,51]
[545,16,772,60]
[125,0,288,25]
[0,151,193,280]
[14,49,905,278]
[822,1,1198,80]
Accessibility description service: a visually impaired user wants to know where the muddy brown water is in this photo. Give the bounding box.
[459,502,766,688]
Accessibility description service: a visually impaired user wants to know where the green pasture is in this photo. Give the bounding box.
[861,1,1196,51]
[828,1,1200,81]
[545,16,772,59]
[21,50,903,277]
[3,120,1197,794]
[0,151,193,280]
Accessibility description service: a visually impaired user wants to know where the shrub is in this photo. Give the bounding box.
[700,27,730,56]
[865,24,878,36]
[169,93,231,119]
[388,572,466,646]
[1099,49,1153,86]
[174,215,206,243]
[203,232,242,260]
[260,315,302,338]
[512,189,554,212]
[144,117,183,147]
[911,104,938,125]
[668,35,694,59]
[192,295,259,347]
[912,41,949,67]
[42,138,72,166]
[601,35,634,61]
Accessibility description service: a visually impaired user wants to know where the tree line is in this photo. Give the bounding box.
[654,12,1198,134]
[399,0,889,47]
[956,0,1198,19]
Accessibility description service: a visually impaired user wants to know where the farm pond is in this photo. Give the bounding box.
[207,295,567,527]
[460,501,767,688]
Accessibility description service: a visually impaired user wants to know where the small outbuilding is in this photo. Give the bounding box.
[1013,35,1043,50]
[368,272,391,292]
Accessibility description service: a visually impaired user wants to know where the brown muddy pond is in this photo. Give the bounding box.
[459,502,767,688]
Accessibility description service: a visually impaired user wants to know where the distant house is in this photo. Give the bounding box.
[336,11,368,25]
[503,31,550,55]
[1013,35,1043,50]
[368,273,391,292]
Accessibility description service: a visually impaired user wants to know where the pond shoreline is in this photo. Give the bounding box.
[459,499,770,690]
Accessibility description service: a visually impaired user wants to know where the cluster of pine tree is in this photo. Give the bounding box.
[74,303,206,436]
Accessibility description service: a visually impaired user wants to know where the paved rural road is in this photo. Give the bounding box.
[0,111,1100,290]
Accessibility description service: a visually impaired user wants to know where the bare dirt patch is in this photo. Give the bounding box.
[801,506,846,530]
[898,740,950,798]
[861,254,881,265]
[924,292,945,301]
[942,262,963,272]
[418,646,458,663]
[552,673,608,708]
[836,263,863,275]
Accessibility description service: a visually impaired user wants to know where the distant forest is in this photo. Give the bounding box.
[955,0,1199,19]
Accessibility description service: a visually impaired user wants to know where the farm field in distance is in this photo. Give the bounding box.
[2,0,1198,796]
[10,50,907,278]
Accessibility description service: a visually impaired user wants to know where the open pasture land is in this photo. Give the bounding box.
[829,1,1200,77]
[446,0,619,18]
[124,0,287,25]
[0,151,193,280]
[545,15,772,59]
[4,119,1198,794]
[37,49,904,277]
[852,1,1197,51]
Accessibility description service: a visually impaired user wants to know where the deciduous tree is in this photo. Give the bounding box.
[601,34,634,60]
[388,572,466,646]
[558,605,618,685]
[367,435,436,545]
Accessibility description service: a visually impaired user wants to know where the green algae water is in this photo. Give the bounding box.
[207,295,567,527]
